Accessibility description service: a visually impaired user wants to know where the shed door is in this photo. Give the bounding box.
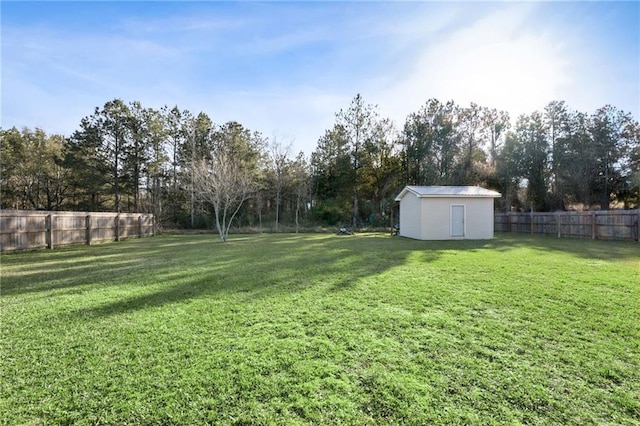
[451,205,465,237]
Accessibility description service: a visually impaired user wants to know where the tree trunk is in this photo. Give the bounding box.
[275,189,280,232]
[190,186,195,228]
[295,194,300,233]
[352,193,358,228]
[172,144,178,223]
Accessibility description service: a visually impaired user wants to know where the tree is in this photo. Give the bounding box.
[514,112,549,211]
[182,112,214,227]
[191,152,254,242]
[310,125,352,225]
[556,111,595,207]
[589,105,635,209]
[401,99,459,185]
[163,105,191,223]
[7,95,637,230]
[267,133,293,232]
[0,127,22,209]
[98,99,132,212]
[1,127,70,210]
[126,101,150,212]
[74,99,133,212]
[66,120,110,211]
[482,107,510,167]
[212,121,265,166]
[144,107,169,219]
[624,121,640,207]
[311,125,350,199]
[495,131,524,211]
[455,102,484,184]
[290,152,310,233]
[213,121,266,226]
[358,116,401,225]
[401,105,434,185]
[336,93,396,228]
[335,94,384,227]
[544,101,571,209]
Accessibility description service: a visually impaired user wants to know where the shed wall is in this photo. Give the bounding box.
[400,196,495,240]
[460,197,494,239]
[398,192,423,239]
[420,198,450,239]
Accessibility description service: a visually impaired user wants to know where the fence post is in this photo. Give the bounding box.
[46,214,53,249]
[556,212,561,238]
[509,212,513,233]
[138,215,143,238]
[115,214,120,241]
[591,211,596,240]
[86,214,92,245]
[637,209,640,243]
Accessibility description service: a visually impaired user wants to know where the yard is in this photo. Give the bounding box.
[1,233,639,425]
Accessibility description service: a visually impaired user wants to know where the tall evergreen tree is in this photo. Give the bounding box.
[589,105,635,209]
[162,105,191,223]
[401,99,459,185]
[336,94,376,227]
[514,113,549,211]
[66,120,110,211]
[310,125,352,224]
[144,107,169,219]
[544,101,571,209]
[0,127,69,210]
[455,102,484,184]
[77,99,133,212]
[126,101,150,212]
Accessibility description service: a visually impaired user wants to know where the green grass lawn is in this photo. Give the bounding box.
[1,233,639,425]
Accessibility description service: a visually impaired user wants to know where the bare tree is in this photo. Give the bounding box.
[290,152,309,233]
[191,152,254,242]
[267,133,293,232]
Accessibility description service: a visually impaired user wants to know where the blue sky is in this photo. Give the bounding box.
[2,1,639,155]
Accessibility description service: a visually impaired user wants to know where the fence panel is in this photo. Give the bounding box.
[495,210,640,242]
[0,210,155,253]
[0,213,48,252]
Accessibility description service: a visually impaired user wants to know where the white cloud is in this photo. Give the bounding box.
[374,3,571,124]
[2,1,637,157]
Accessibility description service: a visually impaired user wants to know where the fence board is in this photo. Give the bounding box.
[0,210,155,253]
[495,210,640,242]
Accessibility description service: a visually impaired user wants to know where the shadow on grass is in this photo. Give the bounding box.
[71,234,426,317]
[399,233,639,262]
[490,233,640,262]
[3,233,637,318]
[1,237,217,296]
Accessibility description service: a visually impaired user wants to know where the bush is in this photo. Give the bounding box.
[313,200,350,226]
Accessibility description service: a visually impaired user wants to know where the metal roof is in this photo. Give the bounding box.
[395,186,501,201]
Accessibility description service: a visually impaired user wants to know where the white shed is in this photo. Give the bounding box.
[394,186,501,240]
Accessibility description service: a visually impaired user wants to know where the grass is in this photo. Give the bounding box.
[1,233,639,425]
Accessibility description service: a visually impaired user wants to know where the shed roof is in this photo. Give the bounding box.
[395,186,501,201]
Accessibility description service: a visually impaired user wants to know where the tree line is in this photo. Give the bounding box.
[2,95,639,232]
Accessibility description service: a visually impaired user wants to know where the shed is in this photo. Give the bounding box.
[394,186,501,240]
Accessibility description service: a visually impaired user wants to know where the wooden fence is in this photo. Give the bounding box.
[0,210,155,253]
[495,210,640,242]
